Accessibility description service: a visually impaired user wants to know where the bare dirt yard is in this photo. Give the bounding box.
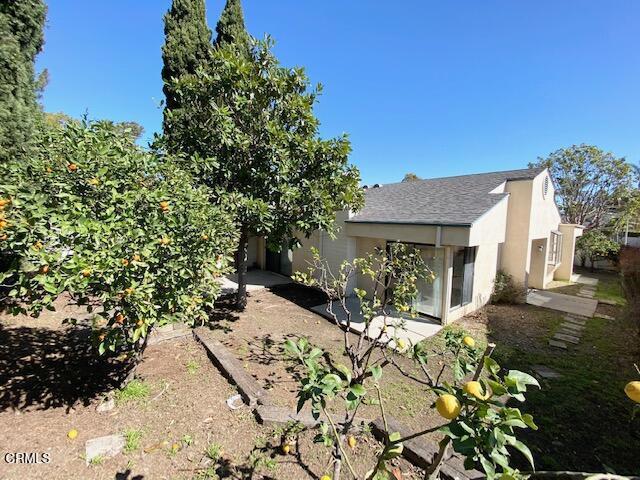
[1,270,639,478]
[0,294,423,480]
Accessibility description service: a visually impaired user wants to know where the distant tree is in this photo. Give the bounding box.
[161,0,212,138]
[213,0,250,53]
[45,113,144,142]
[530,145,638,228]
[0,0,47,162]
[576,229,620,270]
[402,172,420,182]
[163,39,364,308]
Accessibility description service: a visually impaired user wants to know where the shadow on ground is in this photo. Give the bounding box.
[0,323,132,413]
[268,283,327,310]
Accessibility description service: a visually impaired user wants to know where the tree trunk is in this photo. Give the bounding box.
[235,225,249,310]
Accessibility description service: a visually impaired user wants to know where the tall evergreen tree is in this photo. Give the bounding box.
[0,0,47,162]
[213,0,250,52]
[161,0,212,136]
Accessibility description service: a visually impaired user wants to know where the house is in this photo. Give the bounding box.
[248,167,583,325]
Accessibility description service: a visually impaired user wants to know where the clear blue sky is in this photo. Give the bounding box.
[37,1,639,185]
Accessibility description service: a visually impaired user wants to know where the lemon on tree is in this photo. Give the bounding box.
[625,381,640,403]
[464,380,491,400]
[436,393,461,419]
[463,335,475,348]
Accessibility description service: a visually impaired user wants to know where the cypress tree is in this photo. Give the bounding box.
[0,0,47,162]
[213,0,250,52]
[161,0,212,134]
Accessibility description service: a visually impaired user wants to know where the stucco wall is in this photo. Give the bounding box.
[501,180,533,286]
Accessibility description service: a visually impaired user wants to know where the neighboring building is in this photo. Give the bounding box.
[247,167,583,325]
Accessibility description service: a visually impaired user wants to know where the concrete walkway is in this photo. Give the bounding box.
[526,289,598,317]
[219,269,292,295]
[311,297,442,350]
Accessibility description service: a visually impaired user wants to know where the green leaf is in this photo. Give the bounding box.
[509,439,535,469]
[369,364,382,381]
[349,384,366,398]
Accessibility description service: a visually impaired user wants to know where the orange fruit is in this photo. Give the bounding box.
[201,234,209,241]
[33,241,43,250]
[160,237,170,246]
[132,254,141,262]
[124,287,135,296]
[40,265,49,274]
[0,234,7,241]
[115,313,125,324]
[0,220,8,229]
[121,258,129,266]
[0,198,9,207]
[81,268,91,277]
[67,163,78,172]
[160,201,170,211]
[136,319,144,327]
[46,167,53,173]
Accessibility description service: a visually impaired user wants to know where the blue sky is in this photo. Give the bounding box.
[37,1,639,185]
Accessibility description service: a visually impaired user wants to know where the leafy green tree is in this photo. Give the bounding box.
[402,172,420,182]
[213,0,250,53]
[163,39,363,309]
[0,0,47,162]
[576,229,620,270]
[0,120,237,357]
[45,112,144,142]
[531,145,638,228]
[161,0,212,137]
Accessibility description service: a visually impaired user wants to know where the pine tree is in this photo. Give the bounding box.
[0,0,47,162]
[213,0,250,52]
[161,0,212,129]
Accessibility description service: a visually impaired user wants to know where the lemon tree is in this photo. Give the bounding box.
[0,119,237,356]
[287,246,539,480]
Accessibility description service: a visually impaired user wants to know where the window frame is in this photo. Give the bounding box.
[548,231,563,266]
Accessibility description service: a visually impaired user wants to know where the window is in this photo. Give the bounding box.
[450,247,476,309]
[548,231,563,265]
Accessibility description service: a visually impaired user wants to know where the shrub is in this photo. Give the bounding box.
[620,246,640,335]
[0,120,238,356]
[491,270,526,304]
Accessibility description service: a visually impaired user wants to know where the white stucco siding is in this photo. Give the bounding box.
[468,196,508,246]
[528,170,562,240]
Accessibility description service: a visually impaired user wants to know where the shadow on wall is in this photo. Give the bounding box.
[0,324,132,413]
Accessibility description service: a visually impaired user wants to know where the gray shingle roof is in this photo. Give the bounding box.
[348,167,545,226]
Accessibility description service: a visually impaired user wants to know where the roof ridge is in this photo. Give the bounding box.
[365,166,545,188]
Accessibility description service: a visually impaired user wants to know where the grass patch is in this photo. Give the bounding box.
[89,455,105,466]
[115,379,150,405]
[595,275,626,306]
[186,360,200,375]
[204,442,222,462]
[123,428,143,453]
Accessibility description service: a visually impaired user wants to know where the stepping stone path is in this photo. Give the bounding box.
[85,434,125,464]
[548,314,588,349]
[532,365,562,379]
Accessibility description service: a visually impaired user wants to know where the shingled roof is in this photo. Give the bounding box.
[348,167,545,226]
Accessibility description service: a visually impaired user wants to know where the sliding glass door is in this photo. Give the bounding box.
[413,246,445,318]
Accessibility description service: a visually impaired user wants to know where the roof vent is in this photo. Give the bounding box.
[373,183,382,188]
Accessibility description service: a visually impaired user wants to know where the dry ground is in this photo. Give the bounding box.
[1,272,638,478]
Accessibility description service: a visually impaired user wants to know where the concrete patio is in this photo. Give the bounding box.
[311,297,442,350]
[219,269,292,295]
[526,289,598,317]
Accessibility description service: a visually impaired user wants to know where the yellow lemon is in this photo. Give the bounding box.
[347,435,357,449]
[436,394,461,420]
[67,429,78,439]
[625,381,640,403]
[88,178,99,186]
[463,336,475,348]
[321,476,332,480]
[281,443,291,454]
[463,381,491,400]
[81,268,91,277]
